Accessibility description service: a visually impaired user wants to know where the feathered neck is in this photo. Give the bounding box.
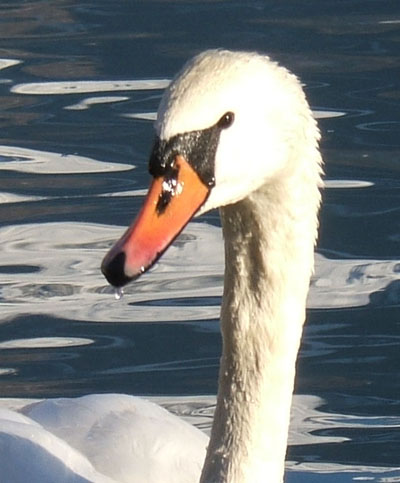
[200,149,322,483]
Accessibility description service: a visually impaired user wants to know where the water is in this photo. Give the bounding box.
[0,0,400,480]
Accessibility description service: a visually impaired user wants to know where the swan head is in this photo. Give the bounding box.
[102,49,320,287]
[155,50,318,212]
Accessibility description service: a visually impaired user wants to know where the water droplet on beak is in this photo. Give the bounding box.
[114,287,124,300]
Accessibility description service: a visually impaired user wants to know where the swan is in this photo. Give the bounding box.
[0,394,208,482]
[101,49,323,482]
[0,49,322,483]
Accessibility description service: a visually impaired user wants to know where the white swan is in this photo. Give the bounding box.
[0,394,208,483]
[102,49,323,482]
[0,49,322,483]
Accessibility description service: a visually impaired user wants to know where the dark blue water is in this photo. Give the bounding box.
[0,1,400,480]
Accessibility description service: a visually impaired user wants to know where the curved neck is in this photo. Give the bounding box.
[200,168,321,483]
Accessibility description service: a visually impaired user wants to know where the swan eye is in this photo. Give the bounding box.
[218,112,235,129]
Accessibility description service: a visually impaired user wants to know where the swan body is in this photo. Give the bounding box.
[0,394,208,483]
[1,49,322,482]
[0,405,115,483]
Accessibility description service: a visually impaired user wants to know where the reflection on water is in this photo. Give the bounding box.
[0,221,223,323]
[0,0,400,480]
[11,79,170,95]
[0,59,21,71]
[0,145,133,174]
[1,217,400,325]
[0,337,93,350]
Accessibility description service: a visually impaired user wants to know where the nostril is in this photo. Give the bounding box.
[101,251,131,288]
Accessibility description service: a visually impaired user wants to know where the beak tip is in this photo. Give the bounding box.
[101,251,132,288]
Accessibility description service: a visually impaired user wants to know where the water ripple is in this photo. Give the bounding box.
[0,337,93,349]
[11,79,170,95]
[1,220,400,326]
[0,145,132,174]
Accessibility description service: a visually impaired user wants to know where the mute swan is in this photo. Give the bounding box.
[101,49,323,482]
[0,49,322,483]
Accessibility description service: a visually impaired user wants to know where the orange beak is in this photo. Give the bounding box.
[101,155,211,287]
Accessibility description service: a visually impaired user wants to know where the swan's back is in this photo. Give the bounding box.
[0,394,208,483]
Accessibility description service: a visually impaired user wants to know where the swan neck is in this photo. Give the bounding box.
[201,176,320,483]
